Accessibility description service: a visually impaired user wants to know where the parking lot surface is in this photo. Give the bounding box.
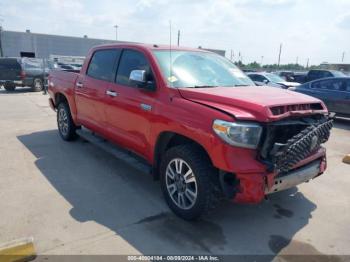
[0,88,349,257]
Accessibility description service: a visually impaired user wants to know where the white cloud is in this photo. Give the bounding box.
[337,12,350,30]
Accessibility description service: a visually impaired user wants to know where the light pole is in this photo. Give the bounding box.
[260,56,264,66]
[0,17,3,57]
[114,25,118,41]
[277,43,282,68]
[342,51,345,62]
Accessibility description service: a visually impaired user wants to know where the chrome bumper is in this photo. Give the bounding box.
[265,160,321,194]
[0,80,23,85]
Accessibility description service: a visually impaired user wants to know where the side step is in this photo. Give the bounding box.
[76,127,152,175]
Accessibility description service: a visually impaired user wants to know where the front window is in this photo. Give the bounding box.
[153,50,255,88]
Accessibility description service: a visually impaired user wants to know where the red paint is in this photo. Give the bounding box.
[48,43,329,204]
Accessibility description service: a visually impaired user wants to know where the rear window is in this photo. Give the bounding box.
[0,59,21,70]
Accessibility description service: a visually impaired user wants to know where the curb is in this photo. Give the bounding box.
[343,155,350,165]
[0,237,36,262]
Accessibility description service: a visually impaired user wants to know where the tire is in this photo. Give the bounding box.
[4,82,16,91]
[160,144,221,220]
[32,78,44,92]
[57,102,78,141]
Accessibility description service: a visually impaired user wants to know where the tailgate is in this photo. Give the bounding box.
[0,59,22,81]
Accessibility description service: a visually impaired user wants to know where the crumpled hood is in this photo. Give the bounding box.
[178,86,326,122]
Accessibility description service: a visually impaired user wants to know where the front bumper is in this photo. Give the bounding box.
[265,159,321,194]
[232,147,327,204]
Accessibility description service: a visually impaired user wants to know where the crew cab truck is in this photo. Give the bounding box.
[48,44,333,220]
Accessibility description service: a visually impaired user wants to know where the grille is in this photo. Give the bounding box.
[274,119,333,173]
[270,103,324,116]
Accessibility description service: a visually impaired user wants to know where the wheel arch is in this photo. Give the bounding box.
[152,131,214,180]
[55,92,69,107]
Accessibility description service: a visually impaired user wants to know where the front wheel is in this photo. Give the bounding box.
[160,144,221,220]
[57,102,78,141]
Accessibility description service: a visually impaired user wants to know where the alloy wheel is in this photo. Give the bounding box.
[165,158,198,210]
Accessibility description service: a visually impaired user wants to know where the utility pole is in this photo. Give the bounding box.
[0,25,3,57]
[177,30,180,46]
[342,51,345,62]
[0,17,3,57]
[260,56,264,66]
[230,50,234,61]
[306,58,310,69]
[296,56,299,65]
[114,25,118,41]
[277,43,282,67]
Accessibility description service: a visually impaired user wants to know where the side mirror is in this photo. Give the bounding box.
[263,79,270,84]
[129,69,156,90]
[129,70,147,84]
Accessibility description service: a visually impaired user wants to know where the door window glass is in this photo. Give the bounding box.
[116,49,154,87]
[87,49,120,82]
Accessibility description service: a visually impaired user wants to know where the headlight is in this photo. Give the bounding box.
[212,120,262,149]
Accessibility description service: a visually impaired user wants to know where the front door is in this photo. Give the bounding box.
[104,48,158,157]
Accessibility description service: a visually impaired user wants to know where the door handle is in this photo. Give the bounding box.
[76,82,83,88]
[140,103,152,111]
[106,90,118,97]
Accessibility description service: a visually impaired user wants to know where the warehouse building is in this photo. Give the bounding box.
[0,29,225,59]
[0,29,120,58]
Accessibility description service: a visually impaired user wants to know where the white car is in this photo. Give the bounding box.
[247,72,300,89]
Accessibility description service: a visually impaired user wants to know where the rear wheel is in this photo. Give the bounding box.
[57,102,78,141]
[32,78,43,92]
[160,144,221,220]
[4,82,16,91]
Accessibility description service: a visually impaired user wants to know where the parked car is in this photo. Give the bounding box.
[292,72,308,83]
[0,57,46,92]
[291,77,350,118]
[274,71,295,82]
[247,72,300,89]
[48,44,332,220]
[300,69,347,83]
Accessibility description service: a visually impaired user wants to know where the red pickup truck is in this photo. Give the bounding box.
[48,43,332,220]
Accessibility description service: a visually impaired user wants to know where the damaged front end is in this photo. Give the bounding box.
[227,113,333,204]
[260,114,333,194]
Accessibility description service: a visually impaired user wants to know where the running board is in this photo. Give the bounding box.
[76,127,152,175]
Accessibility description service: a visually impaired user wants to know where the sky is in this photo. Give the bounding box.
[0,0,350,65]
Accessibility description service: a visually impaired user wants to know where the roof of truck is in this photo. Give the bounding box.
[92,43,210,53]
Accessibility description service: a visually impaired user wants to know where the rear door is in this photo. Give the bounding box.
[336,79,350,116]
[0,58,22,81]
[104,48,158,157]
[75,49,121,135]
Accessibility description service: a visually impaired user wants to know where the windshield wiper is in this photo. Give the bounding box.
[233,84,249,86]
[193,85,219,88]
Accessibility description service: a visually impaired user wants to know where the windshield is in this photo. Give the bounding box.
[153,50,255,88]
[265,73,286,83]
